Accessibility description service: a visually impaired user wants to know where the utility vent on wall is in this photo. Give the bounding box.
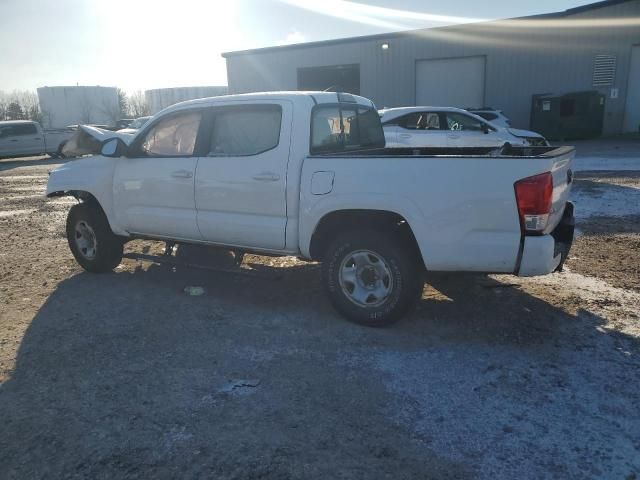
[592,54,617,86]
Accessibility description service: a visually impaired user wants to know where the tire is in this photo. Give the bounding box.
[66,202,123,273]
[321,230,423,327]
[56,141,67,159]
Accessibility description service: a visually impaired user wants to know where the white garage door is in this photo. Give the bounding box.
[624,45,640,133]
[415,56,485,108]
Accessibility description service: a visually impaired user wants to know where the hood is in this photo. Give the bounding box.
[61,125,135,158]
[78,125,135,144]
[507,127,544,139]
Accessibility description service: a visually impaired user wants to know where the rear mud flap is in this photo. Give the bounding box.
[551,202,575,272]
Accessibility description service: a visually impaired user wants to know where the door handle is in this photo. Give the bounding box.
[171,170,193,179]
[399,133,412,139]
[447,133,460,139]
[252,172,280,182]
[10,139,18,142]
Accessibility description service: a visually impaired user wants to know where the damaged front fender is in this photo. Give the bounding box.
[61,125,135,158]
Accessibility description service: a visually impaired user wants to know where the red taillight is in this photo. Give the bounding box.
[514,172,553,234]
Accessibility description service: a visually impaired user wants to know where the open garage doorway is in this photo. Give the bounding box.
[297,64,360,95]
[415,56,485,108]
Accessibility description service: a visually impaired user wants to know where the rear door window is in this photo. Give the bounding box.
[398,112,441,130]
[208,105,282,156]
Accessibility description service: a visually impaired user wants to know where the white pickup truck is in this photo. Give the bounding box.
[0,120,74,158]
[46,92,575,326]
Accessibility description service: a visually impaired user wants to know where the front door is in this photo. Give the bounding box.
[195,101,291,250]
[113,110,203,240]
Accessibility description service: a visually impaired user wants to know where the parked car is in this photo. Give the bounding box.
[380,107,549,148]
[0,120,74,158]
[46,92,574,326]
[467,107,512,128]
[117,116,152,135]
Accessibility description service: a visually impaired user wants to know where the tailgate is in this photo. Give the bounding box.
[545,147,575,234]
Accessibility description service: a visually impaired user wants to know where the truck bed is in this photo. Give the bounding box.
[299,145,574,273]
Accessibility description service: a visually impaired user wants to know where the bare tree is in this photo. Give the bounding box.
[13,90,42,123]
[0,90,41,122]
[117,88,129,118]
[78,92,94,124]
[6,101,24,120]
[128,90,149,117]
[0,91,9,120]
[99,97,121,126]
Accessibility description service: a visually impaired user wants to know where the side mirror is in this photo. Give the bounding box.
[101,137,128,157]
[482,124,490,134]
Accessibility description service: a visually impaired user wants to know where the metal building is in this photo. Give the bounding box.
[145,86,228,114]
[223,0,640,135]
[37,86,119,129]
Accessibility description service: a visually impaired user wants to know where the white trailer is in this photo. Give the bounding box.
[145,86,228,114]
[37,86,120,129]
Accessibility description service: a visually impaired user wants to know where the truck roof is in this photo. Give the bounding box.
[161,91,376,116]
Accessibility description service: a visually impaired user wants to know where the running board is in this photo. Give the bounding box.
[122,252,283,280]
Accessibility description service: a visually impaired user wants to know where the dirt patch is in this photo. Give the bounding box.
[566,216,640,292]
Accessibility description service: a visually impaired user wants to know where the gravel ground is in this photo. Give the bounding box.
[0,155,638,479]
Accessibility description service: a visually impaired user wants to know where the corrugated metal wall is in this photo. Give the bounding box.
[225,0,640,134]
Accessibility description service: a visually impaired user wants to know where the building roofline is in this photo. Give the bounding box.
[221,0,633,58]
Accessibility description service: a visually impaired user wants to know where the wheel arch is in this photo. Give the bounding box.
[308,209,425,268]
[47,189,125,237]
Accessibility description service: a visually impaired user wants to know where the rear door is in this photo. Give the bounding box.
[391,112,448,148]
[442,112,502,147]
[113,109,204,240]
[194,101,291,250]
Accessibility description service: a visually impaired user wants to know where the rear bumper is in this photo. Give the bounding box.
[518,202,575,276]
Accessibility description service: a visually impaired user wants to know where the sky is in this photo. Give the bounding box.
[0,0,595,93]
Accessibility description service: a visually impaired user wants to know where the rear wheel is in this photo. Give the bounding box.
[321,230,423,327]
[66,202,123,273]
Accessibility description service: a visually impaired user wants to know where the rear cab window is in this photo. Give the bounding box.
[311,104,385,154]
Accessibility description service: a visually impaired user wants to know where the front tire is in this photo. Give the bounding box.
[66,202,123,273]
[321,230,423,327]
